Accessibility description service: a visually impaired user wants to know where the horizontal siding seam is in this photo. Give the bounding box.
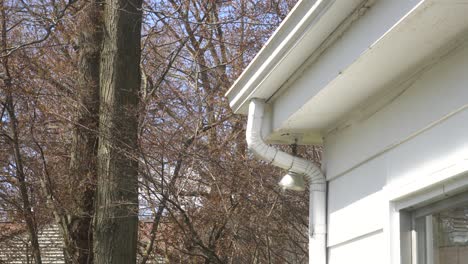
[328,104,468,182]
[327,228,382,249]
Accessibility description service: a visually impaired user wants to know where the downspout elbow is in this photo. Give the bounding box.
[246,98,327,264]
[246,98,325,184]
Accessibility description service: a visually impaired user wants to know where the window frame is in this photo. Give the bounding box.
[389,172,468,264]
[410,191,468,264]
[400,189,468,264]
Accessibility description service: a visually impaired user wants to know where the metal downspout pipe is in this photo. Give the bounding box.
[246,99,327,264]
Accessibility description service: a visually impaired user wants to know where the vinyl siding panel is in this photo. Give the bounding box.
[324,35,468,260]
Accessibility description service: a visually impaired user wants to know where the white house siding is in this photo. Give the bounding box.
[324,37,468,181]
[323,32,468,263]
[328,230,384,264]
[327,172,385,246]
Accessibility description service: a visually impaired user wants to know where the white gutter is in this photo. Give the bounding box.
[226,0,334,113]
[226,0,367,114]
[246,99,326,264]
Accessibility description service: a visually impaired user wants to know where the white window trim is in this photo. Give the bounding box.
[383,159,468,264]
[411,192,468,264]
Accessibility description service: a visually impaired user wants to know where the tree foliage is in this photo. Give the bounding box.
[0,0,323,263]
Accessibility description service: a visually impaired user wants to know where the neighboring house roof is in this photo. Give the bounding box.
[0,222,166,264]
[226,0,468,144]
[0,224,64,264]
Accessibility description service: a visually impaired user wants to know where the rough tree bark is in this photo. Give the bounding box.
[93,0,142,262]
[67,1,103,263]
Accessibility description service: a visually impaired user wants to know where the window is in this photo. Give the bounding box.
[411,192,468,264]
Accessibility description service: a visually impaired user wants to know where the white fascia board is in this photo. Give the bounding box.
[225,0,366,114]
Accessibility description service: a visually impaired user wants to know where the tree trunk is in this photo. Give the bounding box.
[1,3,42,263]
[5,94,43,264]
[93,0,142,262]
[67,1,103,263]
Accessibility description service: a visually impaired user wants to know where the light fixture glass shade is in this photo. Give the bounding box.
[279,172,306,191]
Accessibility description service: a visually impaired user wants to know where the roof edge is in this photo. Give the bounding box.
[225,0,336,113]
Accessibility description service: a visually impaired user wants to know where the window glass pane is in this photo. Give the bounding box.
[433,204,468,264]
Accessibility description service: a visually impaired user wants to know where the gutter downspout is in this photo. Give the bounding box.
[246,99,326,264]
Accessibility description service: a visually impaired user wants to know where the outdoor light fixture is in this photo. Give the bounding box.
[279,172,306,191]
